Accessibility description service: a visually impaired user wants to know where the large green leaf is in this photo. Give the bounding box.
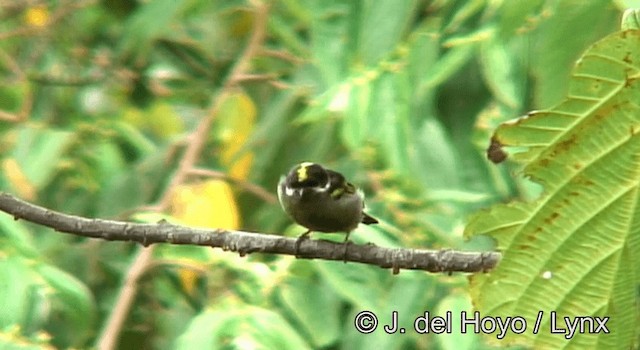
[0,257,43,330]
[356,0,418,65]
[350,271,436,350]
[315,259,388,312]
[435,292,477,350]
[37,265,96,346]
[530,1,618,107]
[278,270,341,348]
[118,0,190,62]
[466,30,640,348]
[0,214,38,258]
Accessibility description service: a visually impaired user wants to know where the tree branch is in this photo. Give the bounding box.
[0,192,501,273]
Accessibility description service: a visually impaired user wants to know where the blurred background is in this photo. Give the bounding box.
[0,0,626,349]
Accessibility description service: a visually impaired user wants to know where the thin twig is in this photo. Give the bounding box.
[232,73,279,83]
[0,192,501,273]
[0,110,21,122]
[259,48,305,64]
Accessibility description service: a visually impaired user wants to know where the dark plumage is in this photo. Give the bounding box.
[277,162,378,258]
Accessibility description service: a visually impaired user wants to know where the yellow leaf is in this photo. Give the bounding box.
[24,5,49,27]
[178,268,199,296]
[228,153,254,181]
[148,103,184,138]
[170,180,240,229]
[217,92,256,180]
[122,107,144,127]
[2,158,36,200]
[122,103,184,139]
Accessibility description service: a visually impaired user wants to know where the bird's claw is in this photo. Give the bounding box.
[342,240,351,263]
[294,230,311,258]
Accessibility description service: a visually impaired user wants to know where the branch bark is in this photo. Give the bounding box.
[0,192,501,273]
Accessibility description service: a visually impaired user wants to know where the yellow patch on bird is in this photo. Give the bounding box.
[297,162,314,181]
[330,187,344,199]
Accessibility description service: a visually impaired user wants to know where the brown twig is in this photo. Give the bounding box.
[232,73,279,83]
[0,48,32,122]
[0,110,21,122]
[0,192,501,273]
[258,48,305,64]
[268,80,292,90]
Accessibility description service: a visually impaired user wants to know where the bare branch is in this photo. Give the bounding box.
[0,192,501,273]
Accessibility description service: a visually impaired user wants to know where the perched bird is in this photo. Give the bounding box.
[277,162,378,258]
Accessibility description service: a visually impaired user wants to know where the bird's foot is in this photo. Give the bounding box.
[341,232,353,263]
[342,240,351,263]
[294,230,311,258]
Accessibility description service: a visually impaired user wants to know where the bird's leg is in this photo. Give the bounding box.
[342,232,352,263]
[294,229,312,257]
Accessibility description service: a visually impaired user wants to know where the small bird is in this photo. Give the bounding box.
[277,162,378,259]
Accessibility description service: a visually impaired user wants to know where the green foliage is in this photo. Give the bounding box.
[467,30,640,349]
[0,0,634,349]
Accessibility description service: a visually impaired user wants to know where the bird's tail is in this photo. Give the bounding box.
[361,212,378,225]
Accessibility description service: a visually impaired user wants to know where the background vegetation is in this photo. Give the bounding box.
[0,0,632,349]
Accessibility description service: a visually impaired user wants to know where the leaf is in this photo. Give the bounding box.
[174,308,238,349]
[307,1,349,86]
[410,119,461,190]
[118,0,189,63]
[417,42,477,93]
[170,179,240,229]
[375,73,412,175]
[497,0,545,37]
[530,1,618,107]
[147,103,185,139]
[622,9,640,30]
[0,257,41,329]
[354,271,435,350]
[435,293,477,350]
[315,260,389,311]
[110,120,156,156]
[96,142,165,216]
[357,0,418,65]
[466,30,640,348]
[0,328,55,350]
[0,214,38,258]
[2,158,36,201]
[278,273,341,347]
[341,78,372,150]
[480,37,524,109]
[0,80,29,113]
[217,92,257,180]
[12,127,74,191]
[175,307,309,350]
[37,264,96,346]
